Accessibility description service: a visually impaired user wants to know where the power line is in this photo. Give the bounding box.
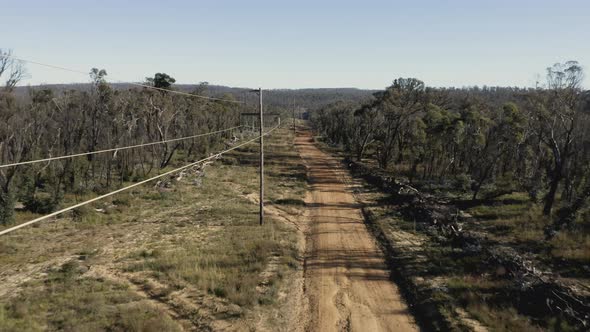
[0,125,242,169]
[1,54,244,104]
[0,125,279,237]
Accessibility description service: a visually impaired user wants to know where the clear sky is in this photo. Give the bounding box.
[2,0,589,89]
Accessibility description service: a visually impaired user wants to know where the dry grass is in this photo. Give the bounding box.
[0,260,182,332]
[466,193,590,267]
[0,127,306,331]
[550,232,590,261]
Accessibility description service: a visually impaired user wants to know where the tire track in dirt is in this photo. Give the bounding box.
[296,130,418,332]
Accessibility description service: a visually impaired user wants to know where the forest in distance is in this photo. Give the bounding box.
[313,61,590,229]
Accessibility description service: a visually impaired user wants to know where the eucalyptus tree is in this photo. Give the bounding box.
[531,61,585,215]
[373,78,425,169]
[0,49,27,92]
[469,103,526,200]
[417,104,455,179]
[146,73,176,90]
[352,105,380,161]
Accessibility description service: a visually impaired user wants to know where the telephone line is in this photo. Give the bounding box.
[0,125,242,169]
[0,125,279,236]
[1,55,244,104]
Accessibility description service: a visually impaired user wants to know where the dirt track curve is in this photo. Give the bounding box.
[297,130,418,332]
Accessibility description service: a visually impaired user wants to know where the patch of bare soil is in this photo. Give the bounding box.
[241,180,309,332]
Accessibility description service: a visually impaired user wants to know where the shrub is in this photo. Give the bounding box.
[72,205,94,223]
[454,174,471,192]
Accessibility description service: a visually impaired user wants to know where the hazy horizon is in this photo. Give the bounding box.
[2,0,589,89]
[15,81,560,91]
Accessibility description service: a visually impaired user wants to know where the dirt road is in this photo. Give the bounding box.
[297,130,418,332]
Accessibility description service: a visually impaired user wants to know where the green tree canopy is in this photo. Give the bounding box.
[146,73,176,90]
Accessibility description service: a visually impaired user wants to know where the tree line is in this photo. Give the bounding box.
[0,56,243,226]
[312,61,590,232]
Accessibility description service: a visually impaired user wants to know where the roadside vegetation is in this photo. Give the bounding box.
[0,127,307,331]
[312,61,589,331]
[0,48,246,229]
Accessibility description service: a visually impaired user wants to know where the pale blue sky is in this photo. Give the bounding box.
[2,0,589,89]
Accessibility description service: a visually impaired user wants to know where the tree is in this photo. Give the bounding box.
[418,104,463,180]
[0,49,27,92]
[352,105,380,161]
[469,103,525,200]
[373,78,425,169]
[90,68,107,85]
[532,61,585,215]
[0,99,35,225]
[145,73,176,90]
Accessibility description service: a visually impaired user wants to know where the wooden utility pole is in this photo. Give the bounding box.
[292,98,296,137]
[257,88,264,226]
[242,91,280,226]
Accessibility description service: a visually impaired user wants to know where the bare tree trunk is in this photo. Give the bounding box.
[543,172,561,215]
